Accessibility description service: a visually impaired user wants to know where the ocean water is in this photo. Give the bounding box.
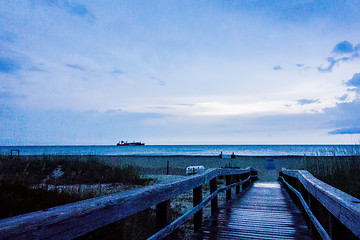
[0,145,358,156]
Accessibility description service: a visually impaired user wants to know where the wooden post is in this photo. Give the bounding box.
[156,199,170,231]
[10,149,20,158]
[226,175,231,201]
[193,185,203,231]
[210,177,218,214]
[166,160,169,175]
[235,174,240,194]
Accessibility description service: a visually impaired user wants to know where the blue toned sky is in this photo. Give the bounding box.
[1,0,360,145]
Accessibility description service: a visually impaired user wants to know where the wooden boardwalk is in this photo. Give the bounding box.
[191,182,313,240]
[2,169,358,239]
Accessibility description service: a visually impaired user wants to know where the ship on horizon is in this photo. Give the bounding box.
[117,140,145,146]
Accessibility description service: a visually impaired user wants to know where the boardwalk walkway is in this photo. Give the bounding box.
[191,182,313,240]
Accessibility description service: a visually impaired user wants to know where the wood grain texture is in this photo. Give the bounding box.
[281,169,360,238]
[0,168,256,240]
[191,182,313,240]
[148,176,252,240]
[279,176,330,240]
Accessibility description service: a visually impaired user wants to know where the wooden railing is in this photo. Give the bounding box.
[279,169,360,240]
[0,167,258,240]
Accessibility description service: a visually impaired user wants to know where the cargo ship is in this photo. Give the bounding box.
[117,141,145,146]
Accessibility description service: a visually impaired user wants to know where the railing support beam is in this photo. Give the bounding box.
[193,185,203,231]
[210,177,218,214]
[156,199,171,231]
[226,175,231,201]
[235,174,240,194]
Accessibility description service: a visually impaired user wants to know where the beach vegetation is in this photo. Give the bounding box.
[0,155,152,219]
[0,155,151,186]
[302,145,360,199]
[0,180,82,219]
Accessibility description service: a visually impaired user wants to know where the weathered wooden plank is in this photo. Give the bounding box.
[281,169,360,238]
[148,189,221,240]
[279,176,330,240]
[148,176,252,240]
[0,168,253,240]
[191,182,313,240]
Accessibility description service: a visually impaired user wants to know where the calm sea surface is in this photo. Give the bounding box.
[0,145,358,156]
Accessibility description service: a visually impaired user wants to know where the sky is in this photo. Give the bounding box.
[1,0,360,145]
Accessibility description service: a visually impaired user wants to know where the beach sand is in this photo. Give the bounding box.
[98,155,305,181]
[19,155,306,181]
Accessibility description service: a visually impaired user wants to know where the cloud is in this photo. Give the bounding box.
[0,91,16,99]
[338,94,348,101]
[111,69,125,75]
[26,66,46,72]
[66,64,85,71]
[324,99,360,135]
[328,127,360,135]
[177,103,195,107]
[297,99,320,105]
[317,55,357,73]
[150,76,166,86]
[0,91,25,101]
[0,58,22,74]
[346,73,360,88]
[0,30,16,43]
[63,1,94,19]
[31,0,96,21]
[0,107,166,145]
[273,65,282,70]
[332,41,354,54]
[317,41,360,72]
[355,44,360,52]
[317,57,337,72]
[159,80,166,86]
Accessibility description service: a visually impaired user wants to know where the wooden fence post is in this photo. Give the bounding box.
[166,161,169,175]
[193,185,203,231]
[156,199,170,231]
[210,177,218,214]
[235,174,240,194]
[226,175,231,201]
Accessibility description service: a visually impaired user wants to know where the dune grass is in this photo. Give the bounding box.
[302,146,360,199]
[0,155,151,186]
[0,155,152,219]
[0,180,82,219]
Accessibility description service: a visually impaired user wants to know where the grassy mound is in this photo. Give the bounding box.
[0,180,82,219]
[0,155,150,185]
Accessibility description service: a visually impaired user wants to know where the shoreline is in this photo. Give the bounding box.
[8,155,359,182]
[12,155,306,181]
[5,154,313,157]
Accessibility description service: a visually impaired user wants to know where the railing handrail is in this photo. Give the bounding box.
[148,175,252,240]
[280,168,360,238]
[278,175,330,240]
[0,167,257,240]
